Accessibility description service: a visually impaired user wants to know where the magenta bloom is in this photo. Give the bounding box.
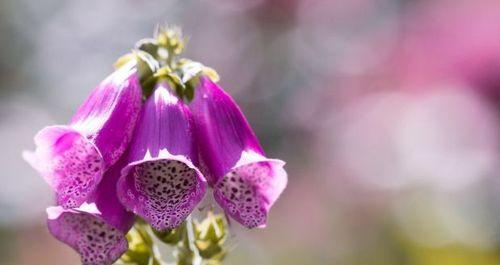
[189,77,287,228]
[47,160,135,265]
[117,82,206,231]
[23,61,142,209]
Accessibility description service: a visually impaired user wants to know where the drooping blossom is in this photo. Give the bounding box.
[23,60,142,209]
[47,159,135,265]
[117,81,206,231]
[189,76,287,228]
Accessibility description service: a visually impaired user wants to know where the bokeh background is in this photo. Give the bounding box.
[2,0,500,264]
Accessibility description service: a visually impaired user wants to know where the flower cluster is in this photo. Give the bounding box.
[24,27,287,265]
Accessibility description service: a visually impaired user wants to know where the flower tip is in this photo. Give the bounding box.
[118,157,207,231]
[256,223,267,229]
[212,153,287,229]
[22,150,37,169]
[46,206,65,220]
[47,210,129,265]
[25,125,107,209]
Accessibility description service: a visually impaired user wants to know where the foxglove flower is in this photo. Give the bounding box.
[23,60,142,209]
[47,160,135,265]
[118,82,206,231]
[190,76,287,228]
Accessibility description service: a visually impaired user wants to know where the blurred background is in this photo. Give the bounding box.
[2,0,500,264]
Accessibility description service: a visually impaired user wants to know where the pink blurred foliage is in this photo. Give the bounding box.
[308,0,500,195]
[391,0,500,98]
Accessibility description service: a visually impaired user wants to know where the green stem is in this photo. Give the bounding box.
[186,216,202,265]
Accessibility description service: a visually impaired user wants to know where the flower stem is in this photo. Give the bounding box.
[186,216,202,265]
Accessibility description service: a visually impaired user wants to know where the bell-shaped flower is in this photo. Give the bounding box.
[46,159,135,265]
[189,76,287,228]
[23,60,142,209]
[118,81,206,231]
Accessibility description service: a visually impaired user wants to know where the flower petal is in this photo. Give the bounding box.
[118,82,206,231]
[190,76,264,184]
[190,77,288,228]
[47,160,134,265]
[23,125,104,208]
[213,151,286,228]
[24,60,142,209]
[70,60,142,167]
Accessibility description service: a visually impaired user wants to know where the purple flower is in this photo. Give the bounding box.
[117,82,206,231]
[47,159,135,265]
[23,60,142,209]
[189,76,287,228]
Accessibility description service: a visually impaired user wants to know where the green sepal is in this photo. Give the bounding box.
[202,66,219,83]
[120,227,153,265]
[135,38,159,60]
[192,213,227,261]
[177,59,219,83]
[178,60,204,84]
[203,251,227,265]
[114,53,136,69]
[152,222,186,245]
[115,50,158,99]
[197,213,226,244]
[195,241,225,260]
[134,50,160,83]
[175,59,220,102]
[173,223,195,265]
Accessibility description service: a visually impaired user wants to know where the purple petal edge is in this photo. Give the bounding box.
[23,125,105,208]
[117,83,206,231]
[70,60,142,167]
[23,61,142,209]
[118,154,206,231]
[212,151,287,228]
[190,76,288,228]
[46,161,134,265]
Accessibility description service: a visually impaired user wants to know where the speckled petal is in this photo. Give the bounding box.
[189,76,287,228]
[212,151,287,228]
[23,126,104,208]
[24,60,142,209]
[47,160,134,265]
[118,82,206,231]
